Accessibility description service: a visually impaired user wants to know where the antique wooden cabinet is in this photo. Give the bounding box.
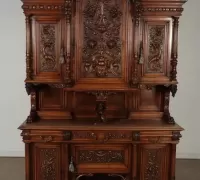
[19,0,187,180]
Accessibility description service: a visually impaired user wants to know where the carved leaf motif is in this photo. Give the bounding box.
[40,24,57,72]
[82,0,122,77]
[145,150,160,180]
[147,26,165,73]
[78,150,124,163]
[40,148,57,180]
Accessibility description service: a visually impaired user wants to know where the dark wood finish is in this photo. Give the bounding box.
[19,0,187,180]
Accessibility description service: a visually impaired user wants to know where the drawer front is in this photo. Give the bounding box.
[133,131,173,144]
[72,144,131,173]
[21,130,64,143]
[72,131,132,143]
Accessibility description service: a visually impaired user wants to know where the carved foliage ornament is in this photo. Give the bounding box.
[40,24,57,72]
[145,150,160,180]
[40,148,57,180]
[147,26,165,73]
[78,150,124,163]
[82,0,122,77]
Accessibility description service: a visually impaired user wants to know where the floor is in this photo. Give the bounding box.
[0,158,199,180]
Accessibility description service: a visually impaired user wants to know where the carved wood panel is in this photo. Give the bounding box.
[38,90,73,120]
[74,0,131,86]
[33,16,63,81]
[82,0,122,78]
[34,144,61,180]
[72,144,130,173]
[139,144,170,180]
[39,88,64,110]
[78,150,124,163]
[141,17,172,83]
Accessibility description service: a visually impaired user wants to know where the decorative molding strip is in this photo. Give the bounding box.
[142,8,183,12]
[22,5,64,11]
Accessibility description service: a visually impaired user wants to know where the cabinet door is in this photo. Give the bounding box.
[71,144,131,173]
[138,144,170,180]
[33,144,61,180]
[74,0,132,89]
[140,17,173,84]
[32,16,64,82]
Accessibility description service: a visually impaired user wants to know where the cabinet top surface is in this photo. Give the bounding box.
[18,119,183,131]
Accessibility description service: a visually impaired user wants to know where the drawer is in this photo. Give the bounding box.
[133,131,173,143]
[21,130,65,143]
[71,144,131,173]
[72,131,132,143]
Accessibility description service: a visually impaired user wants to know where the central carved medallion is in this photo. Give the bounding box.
[82,0,122,77]
[78,150,124,163]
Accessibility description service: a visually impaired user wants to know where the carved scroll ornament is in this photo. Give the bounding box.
[82,0,122,77]
[40,149,57,180]
[40,24,57,72]
[78,150,124,163]
[147,26,165,73]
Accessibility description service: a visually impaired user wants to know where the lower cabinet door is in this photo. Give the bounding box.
[33,143,62,180]
[71,144,131,173]
[138,144,170,180]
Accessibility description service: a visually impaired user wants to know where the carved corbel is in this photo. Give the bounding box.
[162,86,175,124]
[21,130,31,141]
[87,91,116,123]
[25,83,39,123]
[172,131,182,141]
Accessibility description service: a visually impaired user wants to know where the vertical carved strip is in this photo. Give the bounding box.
[61,144,69,180]
[130,0,141,87]
[25,143,30,180]
[163,87,175,124]
[25,16,32,80]
[65,0,74,87]
[171,17,179,81]
[132,145,137,180]
[170,144,176,180]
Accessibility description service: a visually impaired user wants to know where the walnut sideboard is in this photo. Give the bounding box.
[18,0,187,180]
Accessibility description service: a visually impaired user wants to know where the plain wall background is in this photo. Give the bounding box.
[0,0,199,158]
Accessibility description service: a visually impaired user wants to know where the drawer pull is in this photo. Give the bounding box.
[108,174,126,180]
[76,174,93,180]
[59,47,65,64]
[69,156,75,173]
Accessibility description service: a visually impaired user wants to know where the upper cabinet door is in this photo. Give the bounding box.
[74,0,132,89]
[140,17,173,84]
[31,16,64,82]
